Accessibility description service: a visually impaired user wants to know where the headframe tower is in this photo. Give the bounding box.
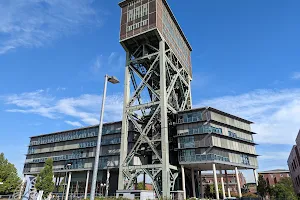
[118,0,192,198]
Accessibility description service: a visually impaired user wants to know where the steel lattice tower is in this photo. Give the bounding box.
[118,0,192,198]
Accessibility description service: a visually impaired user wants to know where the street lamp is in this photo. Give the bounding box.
[90,74,120,200]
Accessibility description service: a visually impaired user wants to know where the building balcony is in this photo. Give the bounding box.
[179,154,230,163]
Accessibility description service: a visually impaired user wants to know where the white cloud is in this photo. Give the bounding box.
[91,55,102,73]
[292,72,300,80]
[0,0,101,54]
[2,90,123,125]
[65,120,83,127]
[195,88,300,145]
[259,151,290,160]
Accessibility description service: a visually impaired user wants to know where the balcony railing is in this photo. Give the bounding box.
[179,153,230,163]
[178,140,212,149]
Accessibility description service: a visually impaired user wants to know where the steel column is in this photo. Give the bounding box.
[84,170,90,199]
[213,164,219,200]
[181,166,186,200]
[253,169,258,186]
[65,172,72,200]
[235,167,242,198]
[220,170,226,199]
[191,168,196,197]
[118,53,131,190]
[160,40,170,198]
[105,168,110,197]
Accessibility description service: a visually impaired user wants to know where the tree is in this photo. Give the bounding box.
[136,182,144,190]
[204,184,211,198]
[271,177,297,200]
[257,175,267,198]
[35,158,54,198]
[0,153,21,194]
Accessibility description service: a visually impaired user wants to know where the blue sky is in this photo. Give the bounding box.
[1,0,300,182]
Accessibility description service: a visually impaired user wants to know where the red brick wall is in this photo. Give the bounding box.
[260,172,290,186]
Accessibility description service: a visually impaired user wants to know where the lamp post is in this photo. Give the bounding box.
[90,75,120,200]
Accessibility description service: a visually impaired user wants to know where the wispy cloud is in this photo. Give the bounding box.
[259,151,290,160]
[65,120,83,127]
[0,0,102,54]
[2,90,123,126]
[292,72,300,80]
[195,88,300,145]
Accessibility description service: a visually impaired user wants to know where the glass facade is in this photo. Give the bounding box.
[177,111,203,124]
[179,153,230,163]
[177,109,258,168]
[178,125,222,136]
[228,131,253,143]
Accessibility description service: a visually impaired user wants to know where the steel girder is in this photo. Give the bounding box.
[118,40,191,198]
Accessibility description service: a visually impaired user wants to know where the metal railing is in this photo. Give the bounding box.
[179,153,230,163]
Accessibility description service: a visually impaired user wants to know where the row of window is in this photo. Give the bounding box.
[228,131,253,143]
[241,154,250,165]
[162,9,190,67]
[29,127,121,146]
[127,3,148,22]
[179,150,251,166]
[178,125,222,137]
[178,111,203,124]
[31,150,84,163]
[291,157,299,172]
[79,141,97,148]
[295,175,300,187]
[128,0,141,7]
[127,20,148,32]
[102,138,121,145]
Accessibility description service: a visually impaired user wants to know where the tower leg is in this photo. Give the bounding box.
[118,54,130,190]
[160,40,170,198]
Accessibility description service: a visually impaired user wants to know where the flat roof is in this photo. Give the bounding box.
[118,0,192,51]
[30,121,122,139]
[259,169,290,174]
[178,106,254,124]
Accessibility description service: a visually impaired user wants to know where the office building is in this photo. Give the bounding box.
[258,169,290,187]
[288,130,300,195]
[20,0,260,199]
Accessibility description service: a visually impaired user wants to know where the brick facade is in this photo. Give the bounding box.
[258,169,290,187]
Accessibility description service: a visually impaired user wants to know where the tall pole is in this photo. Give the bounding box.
[90,75,109,200]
